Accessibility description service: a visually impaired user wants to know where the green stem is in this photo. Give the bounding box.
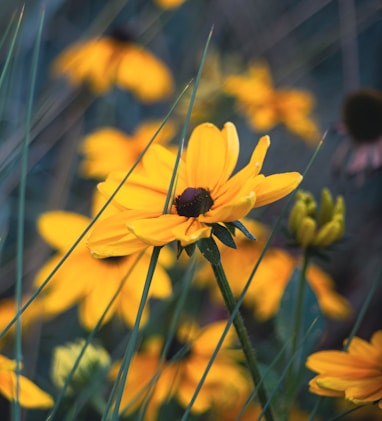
[291,251,310,356]
[211,262,275,421]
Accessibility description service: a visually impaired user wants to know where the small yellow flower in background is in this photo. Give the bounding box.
[51,339,110,395]
[154,0,186,9]
[34,193,172,329]
[110,320,250,420]
[288,188,346,249]
[197,220,351,321]
[306,330,382,409]
[224,62,321,144]
[80,120,176,179]
[0,354,53,408]
[88,121,302,259]
[52,33,174,102]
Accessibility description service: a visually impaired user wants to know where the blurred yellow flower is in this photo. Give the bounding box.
[197,220,351,321]
[306,330,382,409]
[110,320,250,420]
[88,121,302,258]
[51,339,110,395]
[35,205,172,329]
[52,36,174,102]
[0,354,53,408]
[224,62,321,144]
[80,120,175,179]
[154,0,186,8]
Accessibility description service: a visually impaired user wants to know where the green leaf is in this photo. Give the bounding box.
[275,267,324,372]
[211,223,237,249]
[225,220,256,240]
[197,237,220,264]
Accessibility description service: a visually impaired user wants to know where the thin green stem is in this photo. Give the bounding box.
[211,262,275,421]
[291,251,310,356]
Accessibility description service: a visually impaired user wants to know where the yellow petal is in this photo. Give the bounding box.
[252,172,302,208]
[186,123,239,193]
[0,371,53,408]
[37,212,89,251]
[87,211,152,258]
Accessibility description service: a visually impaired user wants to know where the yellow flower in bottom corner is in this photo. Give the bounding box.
[0,354,53,408]
[110,320,250,421]
[224,62,321,144]
[306,331,382,409]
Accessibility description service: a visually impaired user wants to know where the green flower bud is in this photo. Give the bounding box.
[288,200,307,235]
[317,188,334,226]
[296,216,317,248]
[313,220,341,247]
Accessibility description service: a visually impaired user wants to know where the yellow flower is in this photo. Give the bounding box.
[0,354,53,408]
[224,62,321,144]
[110,320,250,420]
[154,0,186,8]
[88,121,302,258]
[80,120,175,179]
[52,36,174,102]
[35,205,172,329]
[197,222,351,321]
[306,331,382,409]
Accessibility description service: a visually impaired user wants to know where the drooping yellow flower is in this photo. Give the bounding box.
[0,354,53,408]
[88,122,302,258]
[224,62,321,144]
[306,331,382,409]
[197,221,351,321]
[35,204,172,330]
[52,35,174,102]
[80,120,175,179]
[110,320,250,420]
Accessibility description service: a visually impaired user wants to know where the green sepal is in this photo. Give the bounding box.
[176,241,196,259]
[210,223,237,249]
[197,237,221,264]
[225,220,256,241]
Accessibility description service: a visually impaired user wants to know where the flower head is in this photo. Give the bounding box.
[332,88,382,180]
[110,320,250,420]
[80,120,175,179]
[224,62,321,144]
[52,35,174,102]
[306,330,382,409]
[0,354,53,408]
[35,199,172,329]
[88,122,302,259]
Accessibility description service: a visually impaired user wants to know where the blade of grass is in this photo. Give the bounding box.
[14,8,44,421]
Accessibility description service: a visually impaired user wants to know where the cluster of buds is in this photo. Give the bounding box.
[288,188,345,249]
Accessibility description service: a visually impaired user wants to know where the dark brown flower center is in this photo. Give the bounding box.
[165,337,191,361]
[108,27,136,44]
[343,89,382,142]
[174,187,214,218]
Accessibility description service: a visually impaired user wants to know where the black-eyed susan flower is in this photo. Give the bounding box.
[332,88,382,180]
[224,62,321,144]
[88,121,302,259]
[52,32,174,102]
[80,120,175,179]
[196,220,351,321]
[306,330,382,409]
[0,354,53,408]
[35,198,172,329]
[110,320,250,420]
